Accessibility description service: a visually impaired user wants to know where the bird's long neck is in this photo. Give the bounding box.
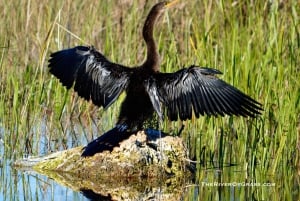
[142,8,161,72]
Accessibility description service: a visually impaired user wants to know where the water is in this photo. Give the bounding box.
[0,160,297,200]
[1,161,190,200]
[0,122,298,201]
[1,161,86,201]
[0,121,88,201]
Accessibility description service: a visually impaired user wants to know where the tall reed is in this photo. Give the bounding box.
[0,0,299,200]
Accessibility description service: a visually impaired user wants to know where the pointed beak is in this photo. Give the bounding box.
[165,0,179,8]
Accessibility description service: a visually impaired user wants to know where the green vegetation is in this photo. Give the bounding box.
[0,0,299,200]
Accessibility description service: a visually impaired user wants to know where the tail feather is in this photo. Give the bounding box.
[82,124,131,157]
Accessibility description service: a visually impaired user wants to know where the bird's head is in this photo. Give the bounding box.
[148,0,179,21]
[153,0,179,14]
[164,0,179,9]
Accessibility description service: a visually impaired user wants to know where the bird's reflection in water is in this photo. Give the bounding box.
[80,189,113,201]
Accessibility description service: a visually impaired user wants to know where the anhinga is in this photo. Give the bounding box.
[48,1,262,156]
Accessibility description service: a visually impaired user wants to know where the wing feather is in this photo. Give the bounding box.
[145,65,262,121]
[48,46,131,108]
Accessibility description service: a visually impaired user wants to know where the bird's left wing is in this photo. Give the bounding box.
[48,46,132,109]
[145,65,262,121]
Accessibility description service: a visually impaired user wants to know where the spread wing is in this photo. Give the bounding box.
[145,65,262,121]
[48,46,131,109]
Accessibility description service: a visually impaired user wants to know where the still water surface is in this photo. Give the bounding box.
[1,162,86,201]
[0,125,297,201]
[1,161,282,201]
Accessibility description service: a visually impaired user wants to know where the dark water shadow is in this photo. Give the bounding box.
[33,169,193,201]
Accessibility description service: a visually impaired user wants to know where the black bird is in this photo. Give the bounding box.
[48,1,262,156]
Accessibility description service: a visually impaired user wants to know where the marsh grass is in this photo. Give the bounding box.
[0,0,299,200]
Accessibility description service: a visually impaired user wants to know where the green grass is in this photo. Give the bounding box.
[0,0,299,200]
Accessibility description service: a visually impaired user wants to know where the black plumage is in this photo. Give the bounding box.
[48,1,262,156]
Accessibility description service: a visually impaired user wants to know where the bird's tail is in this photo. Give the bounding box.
[82,124,131,157]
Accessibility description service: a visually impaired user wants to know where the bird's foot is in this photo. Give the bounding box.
[144,128,167,141]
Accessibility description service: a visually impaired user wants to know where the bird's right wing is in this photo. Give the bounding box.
[48,46,132,109]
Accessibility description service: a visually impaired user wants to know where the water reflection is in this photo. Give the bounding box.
[1,158,298,201]
[24,164,193,200]
[0,161,87,201]
[3,161,193,200]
